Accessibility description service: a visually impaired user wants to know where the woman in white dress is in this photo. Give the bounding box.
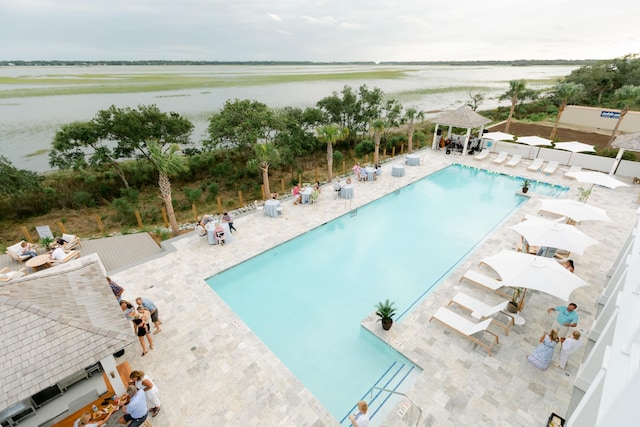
[130,370,161,417]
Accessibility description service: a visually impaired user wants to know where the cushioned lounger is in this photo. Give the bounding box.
[474,149,489,160]
[492,151,508,164]
[448,292,514,335]
[429,307,499,355]
[505,154,521,167]
[459,269,512,299]
[527,158,544,171]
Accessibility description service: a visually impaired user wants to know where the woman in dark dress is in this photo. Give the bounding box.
[133,306,154,356]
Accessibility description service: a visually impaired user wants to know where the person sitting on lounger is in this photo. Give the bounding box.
[20,241,38,258]
[50,245,67,260]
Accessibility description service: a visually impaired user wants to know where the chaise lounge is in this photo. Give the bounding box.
[0,267,27,282]
[474,149,490,160]
[448,292,514,335]
[459,269,512,299]
[429,307,499,355]
[5,242,35,263]
[541,161,559,175]
[527,158,545,172]
[505,154,522,167]
[492,151,508,164]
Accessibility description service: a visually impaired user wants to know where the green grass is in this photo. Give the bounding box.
[0,69,409,99]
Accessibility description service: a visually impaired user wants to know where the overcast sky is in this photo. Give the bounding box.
[1,0,638,62]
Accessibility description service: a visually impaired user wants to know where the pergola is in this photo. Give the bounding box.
[431,106,491,155]
[610,131,640,174]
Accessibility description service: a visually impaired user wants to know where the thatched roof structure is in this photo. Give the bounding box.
[612,131,640,152]
[431,105,491,128]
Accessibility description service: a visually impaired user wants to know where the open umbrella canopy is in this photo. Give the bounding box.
[515,136,553,146]
[482,131,514,141]
[554,141,596,153]
[565,171,630,189]
[510,218,599,255]
[538,199,611,223]
[480,249,589,301]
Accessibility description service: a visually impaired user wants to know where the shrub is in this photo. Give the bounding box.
[120,188,140,205]
[332,150,344,170]
[183,187,203,204]
[112,198,137,225]
[598,148,636,161]
[207,182,220,200]
[72,191,96,208]
[355,139,375,157]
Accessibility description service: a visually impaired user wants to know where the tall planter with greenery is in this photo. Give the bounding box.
[375,299,397,331]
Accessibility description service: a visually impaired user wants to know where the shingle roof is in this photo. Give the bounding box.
[612,131,640,152]
[432,105,491,128]
[0,254,136,410]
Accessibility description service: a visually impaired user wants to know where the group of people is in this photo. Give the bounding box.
[292,181,321,205]
[18,236,73,262]
[351,162,381,182]
[196,212,236,244]
[526,303,582,370]
[73,370,161,427]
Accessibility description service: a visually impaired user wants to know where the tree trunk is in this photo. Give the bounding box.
[158,172,179,236]
[504,96,517,133]
[374,135,380,165]
[549,102,566,140]
[326,142,333,181]
[111,162,130,189]
[608,108,628,146]
[261,164,271,199]
[407,122,415,154]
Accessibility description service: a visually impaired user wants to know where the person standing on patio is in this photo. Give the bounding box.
[107,276,125,302]
[555,330,582,370]
[222,212,236,233]
[136,297,162,334]
[547,303,579,343]
[527,329,559,370]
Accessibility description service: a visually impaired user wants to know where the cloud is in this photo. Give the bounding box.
[267,13,282,22]
[277,29,293,36]
[302,15,338,26]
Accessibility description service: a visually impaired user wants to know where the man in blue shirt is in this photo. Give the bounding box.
[118,385,148,427]
[136,297,161,334]
[547,303,579,343]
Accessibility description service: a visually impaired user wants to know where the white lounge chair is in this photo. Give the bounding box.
[429,307,500,355]
[492,151,508,164]
[505,154,521,167]
[51,250,81,264]
[527,158,545,172]
[459,270,512,299]
[448,292,514,335]
[61,233,81,250]
[542,161,559,175]
[5,241,35,263]
[0,267,26,282]
[474,149,489,160]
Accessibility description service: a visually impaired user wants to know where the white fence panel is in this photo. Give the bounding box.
[615,160,640,177]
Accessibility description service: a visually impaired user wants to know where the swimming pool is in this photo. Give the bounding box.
[207,164,566,423]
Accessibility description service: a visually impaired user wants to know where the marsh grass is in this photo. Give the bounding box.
[0,69,408,99]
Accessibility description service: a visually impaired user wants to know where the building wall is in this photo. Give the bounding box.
[560,106,640,133]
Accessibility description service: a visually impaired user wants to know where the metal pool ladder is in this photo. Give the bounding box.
[370,386,423,427]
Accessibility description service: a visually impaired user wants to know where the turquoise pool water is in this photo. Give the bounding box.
[207,164,566,422]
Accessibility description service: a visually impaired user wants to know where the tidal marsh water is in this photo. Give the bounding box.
[0,64,577,171]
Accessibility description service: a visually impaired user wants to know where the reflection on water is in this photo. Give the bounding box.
[0,64,576,171]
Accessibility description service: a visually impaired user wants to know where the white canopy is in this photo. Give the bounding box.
[516,136,553,146]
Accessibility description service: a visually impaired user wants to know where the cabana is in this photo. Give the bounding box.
[431,106,491,155]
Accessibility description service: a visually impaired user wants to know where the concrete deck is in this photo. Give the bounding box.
[110,149,639,426]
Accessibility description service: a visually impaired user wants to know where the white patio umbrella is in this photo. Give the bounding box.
[554,141,596,163]
[565,171,630,189]
[482,131,514,142]
[538,199,612,223]
[516,136,553,146]
[480,249,589,302]
[510,218,599,255]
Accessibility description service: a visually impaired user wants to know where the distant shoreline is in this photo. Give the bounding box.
[0,59,596,67]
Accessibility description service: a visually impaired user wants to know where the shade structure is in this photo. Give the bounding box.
[565,171,629,189]
[612,131,640,151]
[482,131,514,142]
[538,199,611,223]
[510,218,599,255]
[554,141,596,153]
[480,249,588,301]
[431,106,491,155]
[516,136,553,146]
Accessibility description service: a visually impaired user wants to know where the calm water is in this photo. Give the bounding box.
[207,164,566,422]
[0,64,577,171]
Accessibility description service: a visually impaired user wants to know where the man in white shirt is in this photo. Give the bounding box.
[555,330,582,369]
[50,246,67,261]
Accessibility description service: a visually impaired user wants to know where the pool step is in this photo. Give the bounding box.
[339,361,420,426]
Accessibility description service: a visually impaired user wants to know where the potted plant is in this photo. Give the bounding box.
[40,236,54,249]
[375,299,397,330]
[521,180,530,194]
[507,288,523,313]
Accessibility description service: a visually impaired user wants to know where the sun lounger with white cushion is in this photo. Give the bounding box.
[527,158,544,172]
[542,161,559,175]
[448,292,514,335]
[51,250,80,264]
[492,151,508,164]
[0,268,26,282]
[564,165,581,177]
[474,149,489,160]
[429,307,499,355]
[505,154,521,167]
[459,269,512,299]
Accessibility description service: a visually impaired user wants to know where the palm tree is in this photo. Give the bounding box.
[247,142,280,199]
[550,82,584,140]
[500,80,537,133]
[147,141,187,236]
[607,85,640,146]
[371,119,386,165]
[316,124,348,181]
[404,108,425,154]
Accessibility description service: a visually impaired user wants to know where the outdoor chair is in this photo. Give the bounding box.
[474,149,489,161]
[542,161,559,175]
[0,267,27,282]
[61,233,81,250]
[527,158,545,172]
[492,151,508,164]
[448,292,514,335]
[51,250,80,264]
[505,154,522,167]
[429,307,499,356]
[5,242,34,263]
[459,269,512,299]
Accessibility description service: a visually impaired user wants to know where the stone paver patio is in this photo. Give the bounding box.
[112,149,639,426]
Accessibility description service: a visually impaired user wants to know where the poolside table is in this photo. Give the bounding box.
[340,185,354,199]
[364,167,375,181]
[264,199,281,217]
[205,222,235,244]
[406,154,420,166]
[392,165,405,177]
[301,187,313,204]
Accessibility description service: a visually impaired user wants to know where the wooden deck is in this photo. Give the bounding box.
[1,233,165,275]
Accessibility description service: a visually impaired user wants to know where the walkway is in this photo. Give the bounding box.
[109,150,639,426]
